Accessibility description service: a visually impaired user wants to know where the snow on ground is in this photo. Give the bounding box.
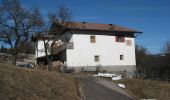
[93,73,126,89]
[93,73,116,78]
[117,84,125,89]
[93,73,122,80]
[112,75,122,80]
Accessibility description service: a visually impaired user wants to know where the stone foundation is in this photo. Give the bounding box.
[67,65,136,77]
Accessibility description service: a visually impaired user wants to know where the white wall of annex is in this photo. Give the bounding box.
[35,40,53,58]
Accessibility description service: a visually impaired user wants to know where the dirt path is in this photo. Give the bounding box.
[76,77,132,100]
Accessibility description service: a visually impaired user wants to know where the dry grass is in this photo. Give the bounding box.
[115,78,170,100]
[0,63,80,100]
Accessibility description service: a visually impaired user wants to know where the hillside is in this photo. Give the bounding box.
[0,63,80,100]
[115,78,170,100]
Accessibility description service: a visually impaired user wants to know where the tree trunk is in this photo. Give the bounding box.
[47,60,53,71]
[43,37,52,71]
[12,54,17,65]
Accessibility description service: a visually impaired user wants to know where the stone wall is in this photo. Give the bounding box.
[67,65,136,77]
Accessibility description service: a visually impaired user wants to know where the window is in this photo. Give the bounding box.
[67,42,74,49]
[126,40,132,46]
[116,36,125,42]
[90,36,96,43]
[94,55,99,62]
[120,55,124,60]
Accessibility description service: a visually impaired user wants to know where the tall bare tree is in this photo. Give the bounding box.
[38,5,72,70]
[162,40,170,55]
[162,40,170,80]
[0,0,43,65]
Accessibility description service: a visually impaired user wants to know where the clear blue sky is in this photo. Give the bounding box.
[3,0,170,54]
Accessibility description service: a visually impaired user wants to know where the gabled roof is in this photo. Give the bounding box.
[65,22,142,33]
[32,21,142,41]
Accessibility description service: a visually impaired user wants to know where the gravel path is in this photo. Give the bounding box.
[77,77,133,100]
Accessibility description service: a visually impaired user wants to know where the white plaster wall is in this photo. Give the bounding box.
[66,34,136,67]
[35,32,71,58]
[35,40,54,58]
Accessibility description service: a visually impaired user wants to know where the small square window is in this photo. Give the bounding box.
[126,40,132,46]
[90,36,96,43]
[120,55,124,60]
[116,36,124,42]
[94,55,99,62]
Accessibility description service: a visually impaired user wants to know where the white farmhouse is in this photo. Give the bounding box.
[32,22,142,75]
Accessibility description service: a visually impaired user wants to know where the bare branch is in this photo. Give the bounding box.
[0,0,44,65]
[48,5,72,36]
[162,40,170,55]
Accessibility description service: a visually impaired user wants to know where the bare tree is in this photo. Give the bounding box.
[162,40,170,81]
[49,5,72,54]
[34,5,72,71]
[0,0,43,65]
[162,40,170,55]
[49,5,72,36]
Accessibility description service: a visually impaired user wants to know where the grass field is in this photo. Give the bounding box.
[0,63,80,100]
[115,78,170,100]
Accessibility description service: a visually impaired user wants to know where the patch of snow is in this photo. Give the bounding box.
[117,83,125,89]
[112,75,122,80]
[93,73,116,78]
[93,73,122,80]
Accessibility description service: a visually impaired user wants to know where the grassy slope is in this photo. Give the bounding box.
[0,63,80,100]
[116,79,170,100]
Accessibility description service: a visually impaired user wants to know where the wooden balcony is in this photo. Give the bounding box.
[51,42,73,54]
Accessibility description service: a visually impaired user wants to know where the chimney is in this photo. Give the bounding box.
[82,22,86,24]
[82,22,86,28]
[108,24,113,29]
[109,24,112,26]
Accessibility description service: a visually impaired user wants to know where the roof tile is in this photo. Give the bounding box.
[66,22,142,33]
